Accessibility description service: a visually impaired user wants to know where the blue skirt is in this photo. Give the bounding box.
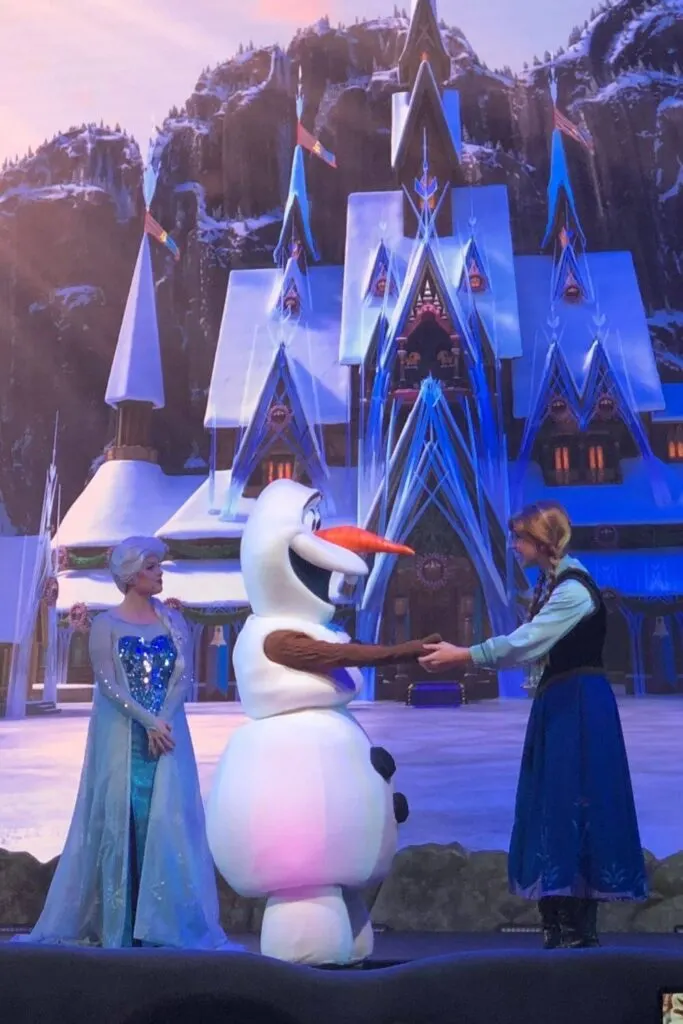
[509,671,648,902]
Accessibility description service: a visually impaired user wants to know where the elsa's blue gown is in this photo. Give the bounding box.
[20,604,233,950]
[119,628,177,945]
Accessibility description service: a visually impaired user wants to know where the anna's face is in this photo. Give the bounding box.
[131,555,164,596]
[511,532,540,568]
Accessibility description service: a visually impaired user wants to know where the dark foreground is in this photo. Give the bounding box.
[1,932,682,1024]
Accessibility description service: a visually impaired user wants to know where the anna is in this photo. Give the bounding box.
[420,502,647,948]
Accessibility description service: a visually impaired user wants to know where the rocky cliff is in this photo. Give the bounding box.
[3,842,683,934]
[0,0,681,531]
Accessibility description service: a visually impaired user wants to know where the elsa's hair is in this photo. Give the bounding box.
[109,536,167,594]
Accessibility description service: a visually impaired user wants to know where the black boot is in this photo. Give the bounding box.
[557,898,582,947]
[538,897,561,949]
[577,899,600,948]
[557,897,600,948]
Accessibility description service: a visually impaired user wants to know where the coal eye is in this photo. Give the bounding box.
[303,507,319,530]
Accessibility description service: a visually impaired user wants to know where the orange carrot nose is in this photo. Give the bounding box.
[315,525,414,556]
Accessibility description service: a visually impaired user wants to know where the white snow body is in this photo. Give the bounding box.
[206,614,398,897]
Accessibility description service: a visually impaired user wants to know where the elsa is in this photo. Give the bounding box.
[23,536,237,950]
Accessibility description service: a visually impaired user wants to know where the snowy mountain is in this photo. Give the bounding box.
[0,0,681,531]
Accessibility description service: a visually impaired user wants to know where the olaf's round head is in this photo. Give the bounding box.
[240,479,368,624]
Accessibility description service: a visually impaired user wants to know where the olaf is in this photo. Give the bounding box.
[206,479,420,966]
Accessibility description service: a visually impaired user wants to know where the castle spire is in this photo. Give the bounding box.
[105,232,165,462]
[411,0,436,13]
[542,68,587,252]
[399,0,449,88]
[274,69,320,269]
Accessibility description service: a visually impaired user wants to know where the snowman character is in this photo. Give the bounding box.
[206,479,439,966]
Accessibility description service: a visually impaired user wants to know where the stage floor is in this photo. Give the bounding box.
[1,697,682,863]
[229,930,683,963]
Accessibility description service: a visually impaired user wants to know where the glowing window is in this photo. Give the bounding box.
[553,445,571,483]
[667,426,683,462]
[588,444,605,482]
[265,458,294,484]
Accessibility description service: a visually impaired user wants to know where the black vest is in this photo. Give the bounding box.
[537,568,606,690]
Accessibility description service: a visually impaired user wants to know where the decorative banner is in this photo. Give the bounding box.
[209,625,227,647]
[553,106,594,154]
[296,122,337,169]
[144,210,181,261]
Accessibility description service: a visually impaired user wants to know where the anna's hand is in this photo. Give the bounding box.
[148,720,175,758]
[418,642,472,672]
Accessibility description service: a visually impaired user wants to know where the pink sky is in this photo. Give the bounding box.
[1,0,594,164]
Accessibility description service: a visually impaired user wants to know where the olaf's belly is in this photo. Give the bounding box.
[206,709,397,896]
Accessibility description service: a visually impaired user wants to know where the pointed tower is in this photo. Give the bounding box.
[392,1,461,238]
[273,146,319,269]
[541,71,592,309]
[398,0,450,89]
[274,72,320,270]
[543,72,587,247]
[105,233,165,462]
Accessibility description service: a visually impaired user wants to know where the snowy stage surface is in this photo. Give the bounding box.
[1,697,682,863]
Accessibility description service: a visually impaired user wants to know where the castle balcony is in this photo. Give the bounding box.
[392,343,467,402]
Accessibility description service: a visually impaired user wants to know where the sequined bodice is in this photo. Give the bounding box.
[118,634,178,716]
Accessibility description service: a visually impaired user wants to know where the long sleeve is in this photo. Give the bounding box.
[264,631,442,673]
[470,579,595,670]
[89,613,159,731]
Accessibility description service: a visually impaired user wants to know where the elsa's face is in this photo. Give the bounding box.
[130,554,164,597]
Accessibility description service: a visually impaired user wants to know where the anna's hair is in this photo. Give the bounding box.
[509,502,572,619]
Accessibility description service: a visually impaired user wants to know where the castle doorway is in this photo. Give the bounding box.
[376,504,497,701]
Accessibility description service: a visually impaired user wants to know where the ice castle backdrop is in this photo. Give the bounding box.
[1,0,682,715]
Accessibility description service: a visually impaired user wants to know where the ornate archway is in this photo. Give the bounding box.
[376,504,496,701]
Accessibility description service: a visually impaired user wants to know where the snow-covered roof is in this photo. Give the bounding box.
[105,234,165,410]
[652,384,683,423]
[340,185,522,364]
[0,536,41,644]
[206,266,348,428]
[515,457,683,526]
[162,560,247,607]
[512,252,664,418]
[391,62,461,168]
[56,560,248,613]
[157,465,358,541]
[156,471,254,541]
[57,460,200,549]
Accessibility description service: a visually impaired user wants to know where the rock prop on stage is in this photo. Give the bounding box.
[206,479,438,965]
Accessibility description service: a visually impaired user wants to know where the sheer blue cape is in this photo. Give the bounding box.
[20,601,229,949]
